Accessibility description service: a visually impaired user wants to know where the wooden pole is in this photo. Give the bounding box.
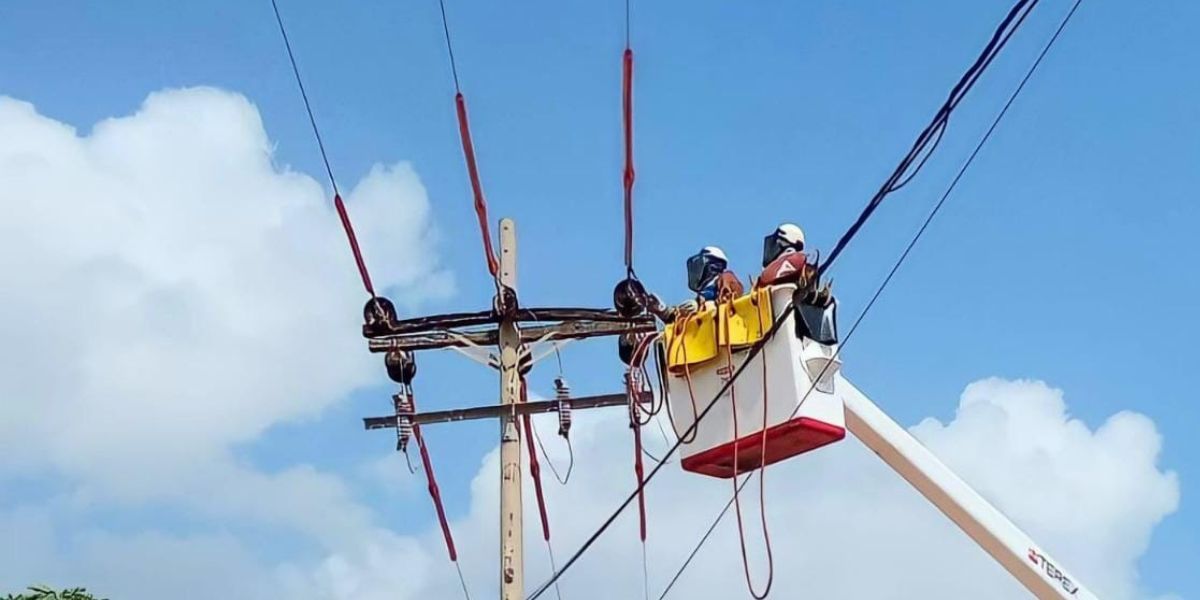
[497,218,524,599]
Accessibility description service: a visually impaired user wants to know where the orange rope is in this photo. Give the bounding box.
[669,315,702,443]
[722,292,774,599]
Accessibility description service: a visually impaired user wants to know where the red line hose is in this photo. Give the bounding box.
[454,93,500,277]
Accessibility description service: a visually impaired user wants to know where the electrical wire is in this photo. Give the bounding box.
[655,473,754,600]
[653,2,1083,596]
[526,2,1059,596]
[454,562,473,600]
[269,0,338,194]
[438,0,462,93]
[268,0,377,296]
[545,544,565,600]
[437,0,501,278]
[819,0,1039,275]
[532,415,575,485]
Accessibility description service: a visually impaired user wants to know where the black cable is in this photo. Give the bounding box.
[269,0,340,195]
[625,0,631,48]
[655,473,753,600]
[438,0,463,93]
[526,2,1066,596]
[654,2,1083,596]
[820,0,1039,275]
[532,414,575,485]
[888,121,946,193]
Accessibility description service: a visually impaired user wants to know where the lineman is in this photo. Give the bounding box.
[759,223,832,307]
[686,246,743,301]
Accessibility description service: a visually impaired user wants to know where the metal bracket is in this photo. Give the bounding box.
[444,329,500,368]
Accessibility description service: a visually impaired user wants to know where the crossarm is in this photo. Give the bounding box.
[365,391,652,429]
[366,318,656,353]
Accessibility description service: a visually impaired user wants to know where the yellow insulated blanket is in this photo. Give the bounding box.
[664,287,773,373]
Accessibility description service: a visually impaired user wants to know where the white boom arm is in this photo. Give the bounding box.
[838,376,1097,599]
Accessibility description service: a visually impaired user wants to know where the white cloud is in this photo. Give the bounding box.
[0,88,1180,600]
[0,87,451,493]
[384,376,1178,600]
[0,87,454,593]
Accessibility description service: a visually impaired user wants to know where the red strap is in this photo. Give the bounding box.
[520,380,552,542]
[454,93,500,277]
[622,48,636,272]
[410,392,459,562]
[627,376,647,543]
[632,411,647,542]
[333,193,376,296]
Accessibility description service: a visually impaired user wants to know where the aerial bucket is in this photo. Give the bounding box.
[662,284,845,478]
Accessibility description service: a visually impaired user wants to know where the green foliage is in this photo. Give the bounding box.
[3,585,106,600]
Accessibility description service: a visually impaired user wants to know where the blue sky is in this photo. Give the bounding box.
[1,1,1196,598]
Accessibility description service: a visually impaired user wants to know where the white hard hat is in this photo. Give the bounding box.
[774,223,805,248]
[762,223,806,267]
[688,246,730,292]
[700,246,728,263]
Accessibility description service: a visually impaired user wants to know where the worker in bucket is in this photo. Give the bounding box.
[686,246,743,302]
[759,223,832,307]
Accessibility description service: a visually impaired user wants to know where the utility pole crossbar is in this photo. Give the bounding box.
[366,318,653,353]
[364,391,650,429]
[363,307,650,338]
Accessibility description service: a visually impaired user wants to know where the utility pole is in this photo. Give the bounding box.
[359,217,656,597]
[497,218,524,598]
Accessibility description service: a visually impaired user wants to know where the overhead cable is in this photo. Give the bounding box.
[269,0,378,296]
[437,0,501,278]
[819,0,1038,275]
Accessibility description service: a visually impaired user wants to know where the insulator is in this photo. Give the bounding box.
[363,296,397,330]
[553,376,573,438]
[557,401,572,438]
[613,277,648,318]
[618,332,637,365]
[393,393,414,453]
[554,376,571,401]
[385,351,417,385]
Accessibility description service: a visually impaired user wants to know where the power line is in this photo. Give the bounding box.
[435,0,502,278]
[268,0,377,296]
[819,0,1038,274]
[438,0,463,93]
[269,0,339,196]
[653,1,1083,596]
[525,1,1050,597]
[656,474,753,600]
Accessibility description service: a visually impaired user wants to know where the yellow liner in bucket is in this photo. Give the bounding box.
[664,287,773,373]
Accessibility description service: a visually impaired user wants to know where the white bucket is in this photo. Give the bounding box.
[663,285,845,478]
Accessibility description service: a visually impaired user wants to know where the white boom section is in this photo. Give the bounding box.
[839,376,1097,600]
